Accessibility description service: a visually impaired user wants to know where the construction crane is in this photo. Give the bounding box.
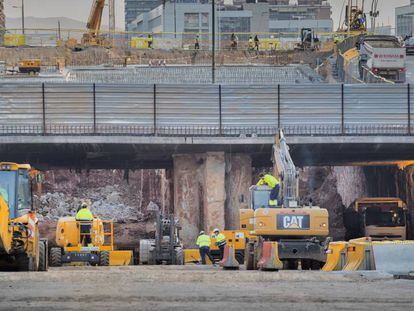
[81,0,114,48]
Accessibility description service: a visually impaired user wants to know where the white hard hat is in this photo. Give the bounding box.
[213,228,219,233]
[199,230,205,235]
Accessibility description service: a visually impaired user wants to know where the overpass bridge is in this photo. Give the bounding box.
[0,82,414,168]
[2,82,414,244]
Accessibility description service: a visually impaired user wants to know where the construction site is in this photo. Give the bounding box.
[1,0,414,310]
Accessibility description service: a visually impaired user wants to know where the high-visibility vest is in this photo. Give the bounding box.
[196,234,211,248]
[215,233,226,246]
[257,174,280,189]
[75,208,94,221]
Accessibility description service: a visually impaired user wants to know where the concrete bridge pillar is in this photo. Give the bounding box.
[225,154,252,229]
[173,152,252,247]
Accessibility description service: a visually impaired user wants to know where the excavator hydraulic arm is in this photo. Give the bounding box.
[272,129,299,208]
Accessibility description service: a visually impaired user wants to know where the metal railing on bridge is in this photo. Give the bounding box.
[0,83,413,137]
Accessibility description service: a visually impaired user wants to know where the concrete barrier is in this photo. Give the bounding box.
[257,241,283,271]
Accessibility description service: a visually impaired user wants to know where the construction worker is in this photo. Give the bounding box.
[254,35,260,51]
[196,230,214,265]
[248,36,254,51]
[257,172,280,206]
[212,228,226,260]
[75,202,94,246]
[147,34,153,49]
[195,35,200,50]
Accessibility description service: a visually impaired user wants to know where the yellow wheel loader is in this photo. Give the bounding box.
[50,217,133,266]
[244,131,330,270]
[0,162,48,271]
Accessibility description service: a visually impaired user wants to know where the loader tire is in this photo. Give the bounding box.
[49,247,62,267]
[99,251,110,266]
[174,247,184,265]
[38,241,48,271]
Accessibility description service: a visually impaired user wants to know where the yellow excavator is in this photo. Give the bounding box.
[243,130,330,270]
[0,162,48,271]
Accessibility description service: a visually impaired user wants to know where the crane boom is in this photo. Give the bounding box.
[87,0,105,37]
[272,130,299,208]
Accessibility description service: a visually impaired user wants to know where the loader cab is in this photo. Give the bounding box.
[249,185,273,210]
[0,163,32,219]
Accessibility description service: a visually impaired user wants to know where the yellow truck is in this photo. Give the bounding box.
[344,198,410,241]
[50,217,133,266]
[0,162,48,271]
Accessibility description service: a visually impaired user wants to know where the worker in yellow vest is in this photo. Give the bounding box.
[196,231,214,265]
[75,202,94,246]
[257,172,280,206]
[212,228,226,260]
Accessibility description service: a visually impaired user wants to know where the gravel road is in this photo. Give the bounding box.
[0,266,413,310]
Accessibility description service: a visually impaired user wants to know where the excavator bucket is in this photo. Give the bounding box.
[343,238,375,271]
[371,241,414,275]
[322,242,348,272]
[257,241,283,271]
[219,244,239,270]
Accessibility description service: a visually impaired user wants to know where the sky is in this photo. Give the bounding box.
[4,0,411,31]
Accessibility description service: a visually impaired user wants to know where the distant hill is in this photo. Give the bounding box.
[6,16,122,32]
[6,16,87,30]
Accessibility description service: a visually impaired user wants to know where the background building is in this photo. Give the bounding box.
[268,0,332,33]
[396,0,414,37]
[126,0,332,36]
[125,0,162,31]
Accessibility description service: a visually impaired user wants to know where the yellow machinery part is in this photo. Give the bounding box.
[210,230,248,251]
[109,250,133,266]
[184,249,213,264]
[0,196,12,253]
[322,242,348,272]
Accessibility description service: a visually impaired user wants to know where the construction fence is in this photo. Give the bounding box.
[0,83,413,137]
[1,28,337,51]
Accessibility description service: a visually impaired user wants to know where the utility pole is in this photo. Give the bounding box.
[109,0,115,45]
[212,0,215,84]
[21,0,24,35]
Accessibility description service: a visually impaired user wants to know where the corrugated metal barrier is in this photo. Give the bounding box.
[0,83,413,136]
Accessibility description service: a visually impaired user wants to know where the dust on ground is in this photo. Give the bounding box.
[0,266,413,311]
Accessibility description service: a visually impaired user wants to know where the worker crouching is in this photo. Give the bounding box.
[257,172,280,206]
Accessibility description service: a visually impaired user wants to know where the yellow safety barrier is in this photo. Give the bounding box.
[130,37,151,49]
[343,238,375,271]
[322,241,348,272]
[4,34,26,47]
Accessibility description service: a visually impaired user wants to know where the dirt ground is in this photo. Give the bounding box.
[0,266,413,311]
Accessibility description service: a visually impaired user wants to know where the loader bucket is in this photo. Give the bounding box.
[109,251,133,266]
[219,244,239,270]
[257,241,283,271]
[322,242,348,272]
[371,241,414,275]
[343,238,375,271]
